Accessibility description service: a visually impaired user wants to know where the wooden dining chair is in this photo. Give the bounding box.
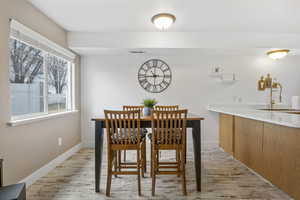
[150,105,179,140]
[152,105,182,170]
[123,105,144,113]
[150,109,188,196]
[154,105,179,111]
[122,106,147,173]
[104,110,146,196]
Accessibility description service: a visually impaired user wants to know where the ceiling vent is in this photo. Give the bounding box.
[129,50,146,54]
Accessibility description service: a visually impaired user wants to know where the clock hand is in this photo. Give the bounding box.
[153,71,157,84]
[146,70,157,85]
[154,75,169,78]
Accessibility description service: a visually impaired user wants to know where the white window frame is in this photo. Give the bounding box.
[8,20,78,126]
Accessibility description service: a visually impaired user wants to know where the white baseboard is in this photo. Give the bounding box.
[83,140,95,148]
[19,143,82,188]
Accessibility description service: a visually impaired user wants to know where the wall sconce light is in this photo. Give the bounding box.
[266,49,290,60]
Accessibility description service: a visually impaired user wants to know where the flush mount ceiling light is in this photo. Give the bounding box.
[267,49,290,60]
[151,13,176,30]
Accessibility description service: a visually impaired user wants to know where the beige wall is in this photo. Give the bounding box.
[0,0,81,184]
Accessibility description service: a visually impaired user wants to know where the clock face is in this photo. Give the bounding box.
[138,59,172,93]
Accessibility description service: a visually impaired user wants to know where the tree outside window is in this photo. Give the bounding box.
[9,39,44,116]
[9,38,72,117]
[46,55,70,113]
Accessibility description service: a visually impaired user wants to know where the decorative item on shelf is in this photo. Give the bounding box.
[142,98,157,116]
[210,66,223,77]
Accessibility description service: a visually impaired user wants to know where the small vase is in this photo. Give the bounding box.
[143,107,152,116]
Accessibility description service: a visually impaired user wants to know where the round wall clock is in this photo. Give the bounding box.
[138,59,172,93]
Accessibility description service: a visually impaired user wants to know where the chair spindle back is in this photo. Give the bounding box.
[154,105,179,111]
[151,110,188,145]
[104,110,141,145]
[123,106,144,115]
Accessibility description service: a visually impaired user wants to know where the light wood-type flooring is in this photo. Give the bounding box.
[27,144,291,200]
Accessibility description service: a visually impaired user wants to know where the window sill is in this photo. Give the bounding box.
[7,110,79,127]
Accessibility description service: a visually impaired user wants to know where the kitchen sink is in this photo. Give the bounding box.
[283,112,300,114]
[258,108,299,111]
[258,108,300,114]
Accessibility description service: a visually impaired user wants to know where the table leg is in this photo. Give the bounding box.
[192,120,201,192]
[95,121,104,192]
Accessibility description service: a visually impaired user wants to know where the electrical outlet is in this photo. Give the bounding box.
[58,137,62,146]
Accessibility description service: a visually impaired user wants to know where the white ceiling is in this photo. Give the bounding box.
[72,47,300,58]
[71,48,275,56]
[27,0,300,56]
[28,0,300,33]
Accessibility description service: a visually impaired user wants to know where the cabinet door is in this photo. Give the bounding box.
[234,117,264,174]
[219,114,234,155]
[263,123,300,200]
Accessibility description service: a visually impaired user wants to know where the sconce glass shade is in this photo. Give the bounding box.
[267,49,290,60]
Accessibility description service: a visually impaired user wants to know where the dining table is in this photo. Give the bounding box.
[91,113,204,193]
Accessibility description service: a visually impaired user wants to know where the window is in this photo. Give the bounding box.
[46,54,72,113]
[9,39,45,116]
[9,20,76,120]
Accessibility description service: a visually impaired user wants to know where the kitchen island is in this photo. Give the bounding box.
[208,104,300,200]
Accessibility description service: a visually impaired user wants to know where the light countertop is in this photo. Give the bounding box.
[208,104,300,128]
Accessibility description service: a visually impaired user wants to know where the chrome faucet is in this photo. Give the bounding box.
[258,74,283,109]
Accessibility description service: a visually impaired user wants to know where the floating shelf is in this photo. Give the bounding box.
[220,79,238,83]
[210,67,237,83]
[220,73,237,82]
[209,72,223,78]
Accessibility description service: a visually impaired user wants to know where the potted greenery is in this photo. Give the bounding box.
[142,98,157,116]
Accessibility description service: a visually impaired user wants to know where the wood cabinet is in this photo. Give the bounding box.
[234,117,264,174]
[262,123,300,199]
[219,114,300,200]
[219,114,234,155]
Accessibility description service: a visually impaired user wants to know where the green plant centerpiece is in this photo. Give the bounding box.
[142,98,157,116]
